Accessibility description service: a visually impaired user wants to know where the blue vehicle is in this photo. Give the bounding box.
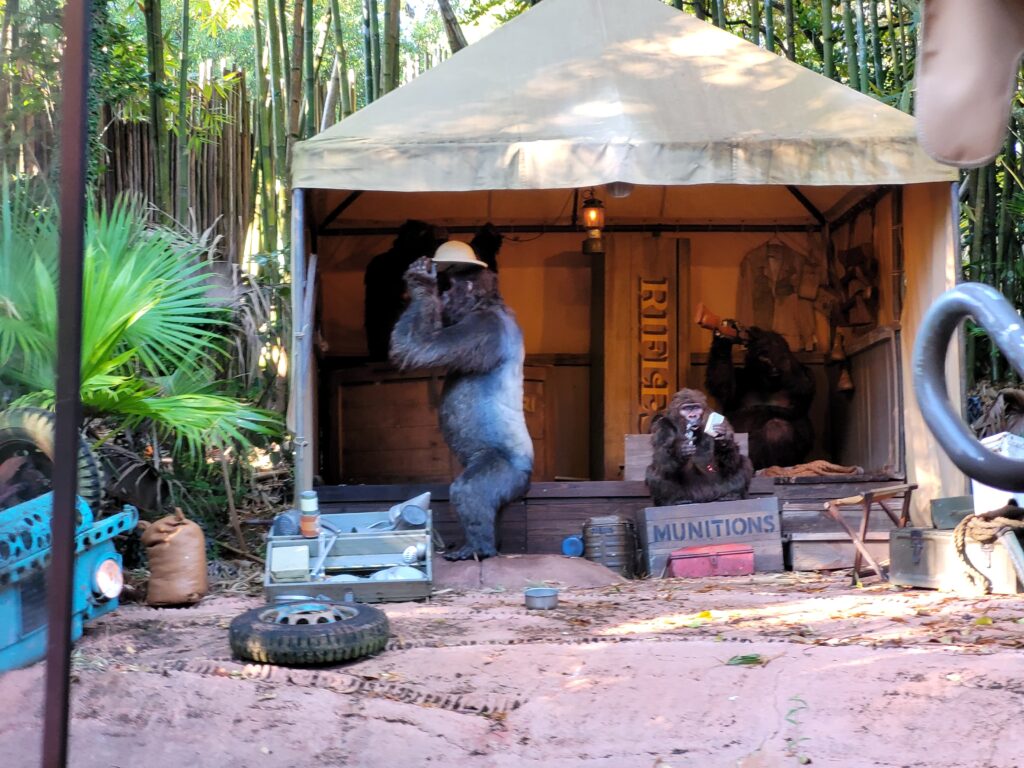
[0,408,137,672]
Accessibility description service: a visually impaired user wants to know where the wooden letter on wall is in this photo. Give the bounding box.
[638,277,671,434]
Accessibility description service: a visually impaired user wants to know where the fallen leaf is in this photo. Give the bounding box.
[725,654,767,667]
[696,610,713,620]
[975,616,994,626]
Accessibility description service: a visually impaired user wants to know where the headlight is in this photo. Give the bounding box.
[93,558,124,600]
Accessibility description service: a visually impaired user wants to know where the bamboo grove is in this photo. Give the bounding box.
[0,0,1019,385]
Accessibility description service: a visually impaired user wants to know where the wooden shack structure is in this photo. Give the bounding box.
[288,0,967,556]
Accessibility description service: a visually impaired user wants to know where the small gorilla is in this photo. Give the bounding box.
[363,220,445,360]
[389,250,533,561]
[705,326,815,470]
[646,388,753,506]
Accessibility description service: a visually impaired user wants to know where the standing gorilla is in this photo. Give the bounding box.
[389,241,533,561]
[705,326,815,470]
[646,388,753,506]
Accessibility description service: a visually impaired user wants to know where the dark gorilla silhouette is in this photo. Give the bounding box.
[706,327,815,470]
[389,257,533,560]
[363,220,445,360]
[470,222,503,273]
[646,388,753,506]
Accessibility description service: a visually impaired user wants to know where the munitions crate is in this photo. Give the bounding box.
[263,502,433,604]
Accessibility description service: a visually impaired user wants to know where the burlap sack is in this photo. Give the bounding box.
[140,508,208,606]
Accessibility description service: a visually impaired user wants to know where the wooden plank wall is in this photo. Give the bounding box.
[331,365,551,484]
[601,236,689,479]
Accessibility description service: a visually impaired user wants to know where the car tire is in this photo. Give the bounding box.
[0,407,104,512]
[229,600,390,665]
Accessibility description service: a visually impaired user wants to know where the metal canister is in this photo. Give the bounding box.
[582,515,637,578]
[299,490,320,538]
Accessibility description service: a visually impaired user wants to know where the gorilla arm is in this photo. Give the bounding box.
[389,258,506,373]
[705,334,740,409]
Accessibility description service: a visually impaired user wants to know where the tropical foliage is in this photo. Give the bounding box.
[0,178,280,458]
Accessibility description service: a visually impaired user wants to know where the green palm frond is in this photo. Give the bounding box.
[0,183,283,453]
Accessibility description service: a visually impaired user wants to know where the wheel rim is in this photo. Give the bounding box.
[257,602,359,626]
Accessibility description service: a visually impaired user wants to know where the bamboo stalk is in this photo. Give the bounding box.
[175,0,192,222]
[253,0,277,250]
[369,0,381,98]
[328,0,352,117]
[362,0,374,104]
[786,0,794,60]
[302,0,314,138]
[382,0,400,94]
[287,0,304,164]
[867,0,884,92]
[750,0,761,45]
[820,0,831,75]
[764,0,774,52]
[853,0,869,92]
[883,0,900,91]
[841,0,859,90]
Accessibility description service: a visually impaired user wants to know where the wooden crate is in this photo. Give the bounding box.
[786,531,890,571]
[638,496,783,576]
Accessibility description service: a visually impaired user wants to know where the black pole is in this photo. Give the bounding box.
[42,0,91,762]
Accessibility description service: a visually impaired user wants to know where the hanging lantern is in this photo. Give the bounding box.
[581,191,605,255]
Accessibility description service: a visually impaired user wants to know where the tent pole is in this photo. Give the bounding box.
[43,0,91,762]
[290,188,313,502]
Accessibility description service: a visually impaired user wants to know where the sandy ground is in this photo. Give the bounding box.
[2,555,1024,768]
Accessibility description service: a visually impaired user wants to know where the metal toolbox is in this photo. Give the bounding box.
[264,496,433,604]
[889,528,1022,594]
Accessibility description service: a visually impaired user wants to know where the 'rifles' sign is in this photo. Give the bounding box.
[638,277,672,434]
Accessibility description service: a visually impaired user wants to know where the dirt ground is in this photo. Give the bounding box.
[3,555,1024,768]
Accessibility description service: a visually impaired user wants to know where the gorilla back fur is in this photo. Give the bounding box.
[705,327,814,470]
[390,263,533,560]
[645,388,753,506]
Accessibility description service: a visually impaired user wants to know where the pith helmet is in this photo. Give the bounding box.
[432,240,488,270]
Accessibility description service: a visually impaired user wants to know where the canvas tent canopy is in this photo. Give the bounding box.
[290,0,965,522]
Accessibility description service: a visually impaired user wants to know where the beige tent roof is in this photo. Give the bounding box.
[292,0,955,192]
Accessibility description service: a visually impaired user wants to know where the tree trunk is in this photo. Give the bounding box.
[142,0,171,215]
[437,0,467,53]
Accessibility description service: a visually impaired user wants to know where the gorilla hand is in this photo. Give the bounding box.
[713,420,734,442]
[404,256,438,295]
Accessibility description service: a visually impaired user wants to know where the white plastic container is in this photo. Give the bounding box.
[971,432,1024,514]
